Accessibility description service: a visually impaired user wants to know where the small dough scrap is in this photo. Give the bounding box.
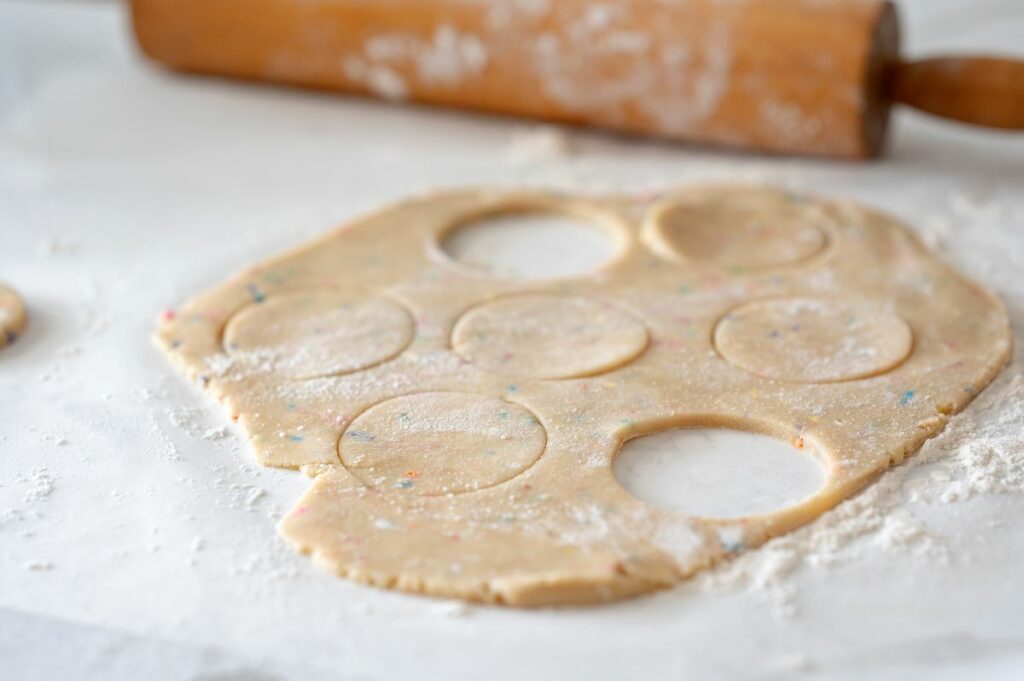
[714,298,914,383]
[0,284,27,348]
[222,290,413,379]
[340,392,546,495]
[451,294,649,379]
[646,187,828,269]
[155,185,1011,606]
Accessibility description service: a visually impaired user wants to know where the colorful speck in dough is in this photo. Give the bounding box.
[155,185,1011,606]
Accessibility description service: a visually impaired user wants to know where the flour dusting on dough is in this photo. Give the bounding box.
[689,187,1024,617]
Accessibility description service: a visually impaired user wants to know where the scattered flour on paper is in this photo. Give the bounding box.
[432,599,471,618]
[1,468,54,530]
[504,126,574,165]
[22,560,55,572]
[37,238,80,256]
[167,403,232,442]
[21,468,55,504]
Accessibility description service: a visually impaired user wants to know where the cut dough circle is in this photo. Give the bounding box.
[339,392,546,495]
[613,428,827,519]
[451,294,649,379]
[222,290,414,379]
[0,283,27,348]
[714,297,914,383]
[647,188,828,269]
[440,211,620,280]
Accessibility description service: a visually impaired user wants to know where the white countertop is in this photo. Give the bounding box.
[2,1,1023,679]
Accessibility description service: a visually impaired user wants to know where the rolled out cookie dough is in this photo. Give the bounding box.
[156,185,1011,606]
[0,284,27,348]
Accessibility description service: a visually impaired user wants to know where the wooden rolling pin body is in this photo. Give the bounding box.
[131,0,900,158]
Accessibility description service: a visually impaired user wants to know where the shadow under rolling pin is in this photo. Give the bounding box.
[130,0,1024,159]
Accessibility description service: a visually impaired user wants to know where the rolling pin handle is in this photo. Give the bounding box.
[890,56,1024,130]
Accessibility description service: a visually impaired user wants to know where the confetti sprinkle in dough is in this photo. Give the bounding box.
[156,185,1010,606]
[0,283,27,348]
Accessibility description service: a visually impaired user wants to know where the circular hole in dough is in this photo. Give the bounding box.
[440,210,620,280]
[613,428,826,519]
[714,297,913,383]
[339,392,546,495]
[222,290,414,379]
[647,189,828,270]
[452,294,649,380]
[0,283,27,348]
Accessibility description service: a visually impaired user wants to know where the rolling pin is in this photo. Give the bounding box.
[129,0,1024,159]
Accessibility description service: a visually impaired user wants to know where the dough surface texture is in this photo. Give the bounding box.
[451,294,649,379]
[155,186,1011,606]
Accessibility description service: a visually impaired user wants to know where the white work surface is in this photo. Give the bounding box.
[2,1,1023,679]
